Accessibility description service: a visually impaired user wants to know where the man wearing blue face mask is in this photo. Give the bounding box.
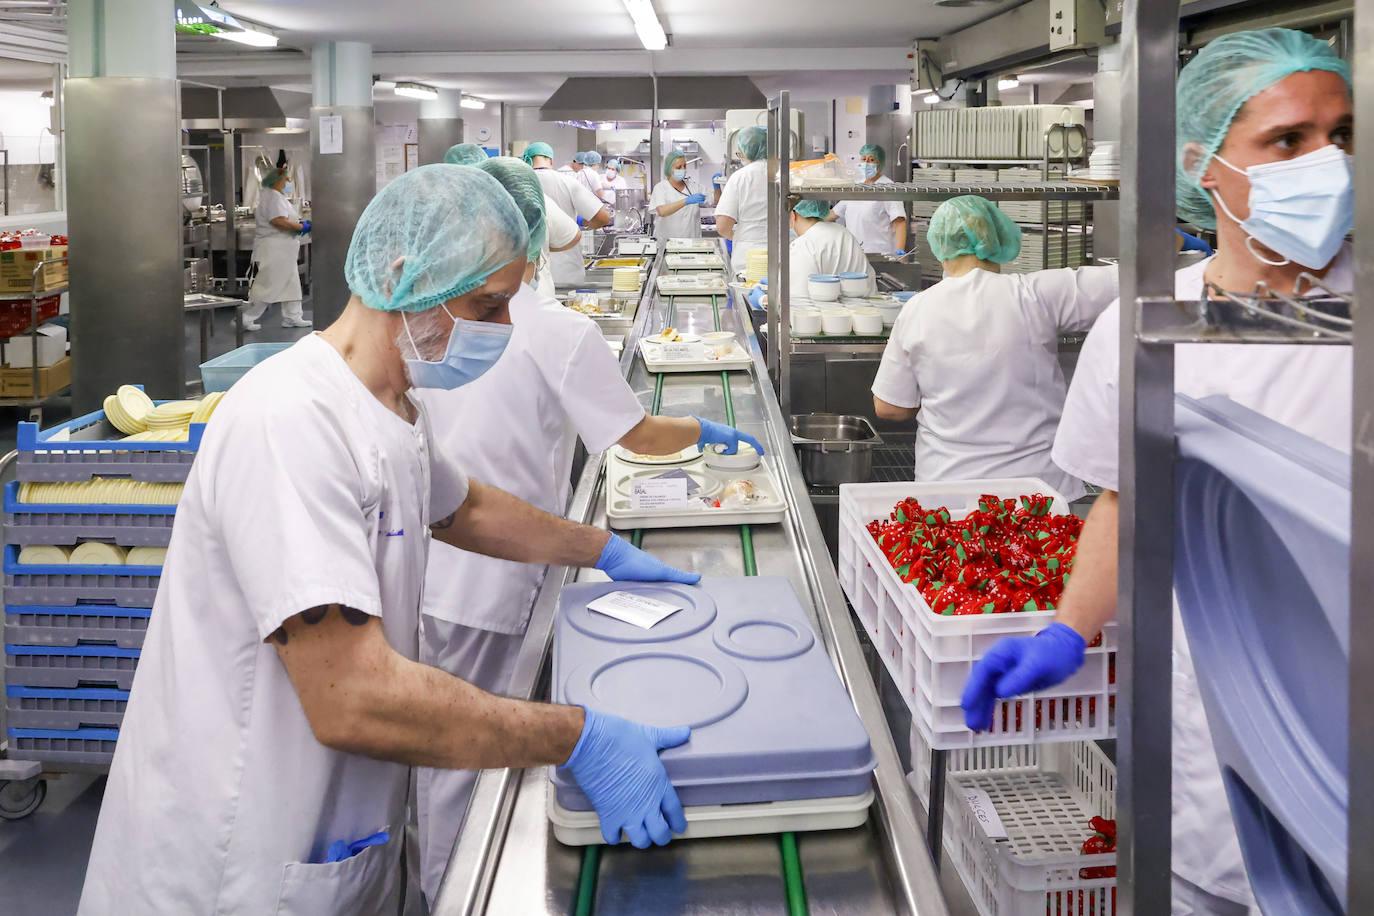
[962,28,1353,916]
[80,165,703,915]
[831,143,907,256]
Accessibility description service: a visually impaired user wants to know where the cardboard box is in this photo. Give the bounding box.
[5,325,67,368]
[0,355,70,398]
[0,246,68,294]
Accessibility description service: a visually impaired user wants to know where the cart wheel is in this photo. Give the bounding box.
[0,777,47,820]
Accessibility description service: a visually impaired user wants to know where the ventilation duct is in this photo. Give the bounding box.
[540,76,766,122]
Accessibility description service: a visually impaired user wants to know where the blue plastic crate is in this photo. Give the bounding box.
[4,480,178,547]
[4,544,161,608]
[6,685,129,729]
[5,604,151,649]
[6,644,139,689]
[200,342,291,392]
[7,725,118,765]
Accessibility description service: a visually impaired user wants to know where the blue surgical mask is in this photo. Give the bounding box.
[402,304,513,390]
[1210,144,1353,270]
[283,182,294,195]
[672,168,687,180]
[860,162,878,180]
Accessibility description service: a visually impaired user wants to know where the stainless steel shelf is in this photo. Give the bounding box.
[788,180,1119,203]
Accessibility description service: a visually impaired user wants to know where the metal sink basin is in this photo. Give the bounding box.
[789,414,883,486]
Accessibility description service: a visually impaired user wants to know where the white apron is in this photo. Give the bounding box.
[251,234,303,304]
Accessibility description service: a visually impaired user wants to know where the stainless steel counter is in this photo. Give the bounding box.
[432,242,951,916]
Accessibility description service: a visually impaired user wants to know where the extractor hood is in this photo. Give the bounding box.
[180,86,285,130]
[540,76,766,122]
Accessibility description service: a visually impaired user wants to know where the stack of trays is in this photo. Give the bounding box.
[548,577,876,844]
[665,252,725,270]
[665,238,716,252]
[744,249,768,283]
[656,274,728,294]
[1008,228,1088,272]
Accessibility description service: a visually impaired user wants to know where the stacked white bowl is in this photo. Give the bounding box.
[1086,142,1120,181]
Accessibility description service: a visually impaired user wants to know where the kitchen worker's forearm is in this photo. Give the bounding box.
[432,478,608,568]
[551,231,582,253]
[657,199,687,218]
[873,395,918,422]
[274,608,583,769]
[715,215,736,240]
[617,414,698,455]
[586,209,612,230]
[270,216,302,232]
[893,218,907,252]
[1053,489,1119,641]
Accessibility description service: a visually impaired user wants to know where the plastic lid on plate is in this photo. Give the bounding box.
[838,271,868,279]
[808,274,840,282]
[704,441,761,471]
[893,290,917,302]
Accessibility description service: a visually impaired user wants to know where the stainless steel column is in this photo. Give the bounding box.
[418,89,464,165]
[66,0,183,410]
[310,41,375,329]
[1118,1,1178,911]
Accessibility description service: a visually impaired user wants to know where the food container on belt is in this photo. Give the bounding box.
[851,307,884,336]
[789,413,883,485]
[820,309,853,336]
[839,271,869,297]
[807,274,842,302]
[792,308,822,335]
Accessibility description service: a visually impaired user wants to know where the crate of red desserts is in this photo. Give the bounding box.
[838,479,1115,749]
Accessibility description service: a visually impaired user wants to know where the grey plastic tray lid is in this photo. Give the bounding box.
[1173,394,1348,912]
[551,577,875,790]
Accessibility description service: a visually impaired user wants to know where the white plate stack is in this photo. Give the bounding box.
[1085,143,1120,181]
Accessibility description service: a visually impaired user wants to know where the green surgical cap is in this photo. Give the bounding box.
[522,141,555,164]
[444,143,488,165]
[1177,27,1351,229]
[927,195,1022,264]
[738,126,766,162]
[859,144,886,170]
[345,164,528,313]
[664,150,687,178]
[793,199,831,220]
[260,167,287,189]
[473,156,547,263]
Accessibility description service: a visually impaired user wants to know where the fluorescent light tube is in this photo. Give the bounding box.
[395,83,439,101]
[622,0,667,51]
[460,97,487,110]
[998,77,1020,90]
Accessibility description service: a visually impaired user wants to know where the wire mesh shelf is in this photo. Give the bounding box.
[1139,275,1354,345]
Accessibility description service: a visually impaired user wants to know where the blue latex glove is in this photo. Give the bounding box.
[298,219,311,234]
[560,707,690,847]
[684,193,707,205]
[891,249,906,257]
[577,215,586,228]
[1176,228,1213,255]
[712,173,724,186]
[693,415,765,456]
[724,239,733,256]
[747,285,767,310]
[321,830,389,863]
[960,623,1087,731]
[596,534,700,584]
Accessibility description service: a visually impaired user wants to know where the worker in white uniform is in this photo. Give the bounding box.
[961,29,1353,916]
[526,141,611,288]
[870,195,1118,500]
[466,145,581,295]
[715,126,769,276]
[600,158,629,207]
[787,198,876,297]
[413,156,765,903]
[832,143,908,255]
[575,150,607,198]
[79,165,703,916]
[244,166,311,331]
[650,150,708,241]
[557,151,583,178]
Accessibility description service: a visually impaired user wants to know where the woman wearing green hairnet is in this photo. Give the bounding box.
[787,196,876,296]
[831,143,908,256]
[244,165,311,331]
[716,125,770,275]
[649,150,708,241]
[964,28,1354,916]
[871,195,1117,498]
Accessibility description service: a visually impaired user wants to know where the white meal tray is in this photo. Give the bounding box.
[605,447,787,529]
[639,338,753,373]
[548,780,873,845]
[665,238,718,252]
[657,275,728,294]
[666,252,725,269]
[617,238,658,256]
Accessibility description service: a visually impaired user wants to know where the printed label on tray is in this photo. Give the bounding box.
[631,476,689,509]
[586,590,685,629]
[959,788,1008,840]
[661,342,702,361]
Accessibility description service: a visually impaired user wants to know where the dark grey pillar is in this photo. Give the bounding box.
[417,119,465,165]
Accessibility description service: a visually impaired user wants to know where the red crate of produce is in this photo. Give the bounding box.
[0,295,61,339]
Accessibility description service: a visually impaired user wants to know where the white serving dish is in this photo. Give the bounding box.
[605,449,787,529]
[611,444,700,466]
[851,308,883,336]
[821,310,853,336]
[792,308,822,335]
[839,274,869,297]
[808,277,842,302]
[638,338,753,373]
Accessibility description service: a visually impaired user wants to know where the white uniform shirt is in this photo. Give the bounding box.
[649,179,702,242]
[535,167,604,288]
[79,333,469,916]
[1051,245,1353,905]
[253,187,298,245]
[539,193,581,299]
[789,220,876,298]
[834,176,906,253]
[872,265,1118,501]
[416,284,645,633]
[575,166,604,199]
[716,160,769,275]
[600,172,628,205]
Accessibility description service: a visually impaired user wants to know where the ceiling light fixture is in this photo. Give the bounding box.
[394,82,439,101]
[922,94,940,104]
[460,96,487,110]
[998,77,1020,90]
[621,0,667,51]
[373,79,397,90]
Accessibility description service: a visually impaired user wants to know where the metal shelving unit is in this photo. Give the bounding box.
[764,90,1119,416]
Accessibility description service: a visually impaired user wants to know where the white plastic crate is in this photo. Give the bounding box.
[839,479,1116,750]
[945,737,1117,916]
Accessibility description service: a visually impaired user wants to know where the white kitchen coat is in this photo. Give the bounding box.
[250,187,303,304]
[649,178,703,241]
[411,282,646,900]
[1052,244,1354,909]
[574,165,604,199]
[789,220,877,298]
[599,171,628,206]
[834,176,906,253]
[539,193,581,299]
[535,167,605,288]
[872,265,1118,502]
[79,333,470,916]
[716,159,769,275]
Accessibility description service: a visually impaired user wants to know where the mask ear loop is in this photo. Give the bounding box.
[1206,154,1292,268]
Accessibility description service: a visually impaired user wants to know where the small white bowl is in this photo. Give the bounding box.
[703,441,762,471]
[792,308,822,335]
[821,310,853,336]
[839,273,869,297]
[851,307,883,336]
[701,330,736,344]
[873,303,902,328]
[807,277,842,302]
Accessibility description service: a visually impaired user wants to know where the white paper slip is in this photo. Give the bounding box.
[959,787,1008,840]
[631,476,689,510]
[586,591,685,629]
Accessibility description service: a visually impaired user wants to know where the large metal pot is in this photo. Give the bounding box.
[789,414,883,486]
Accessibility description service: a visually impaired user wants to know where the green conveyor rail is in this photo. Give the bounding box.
[571,284,809,916]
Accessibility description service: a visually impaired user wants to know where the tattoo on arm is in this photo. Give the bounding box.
[267,604,369,644]
[340,606,371,626]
